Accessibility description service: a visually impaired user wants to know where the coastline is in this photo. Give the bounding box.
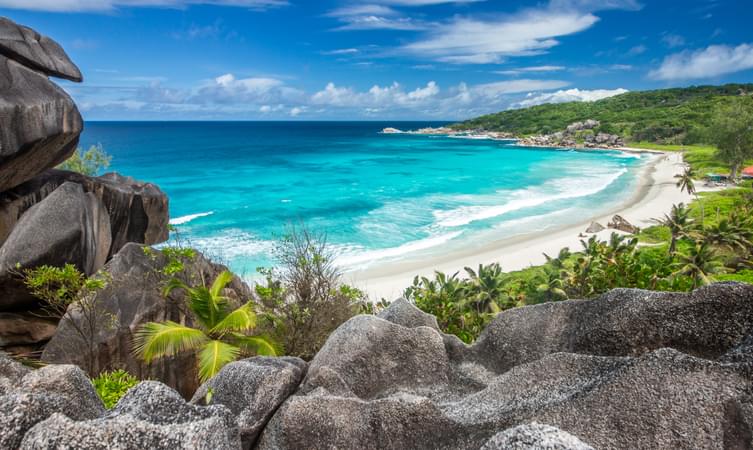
[347,150,693,301]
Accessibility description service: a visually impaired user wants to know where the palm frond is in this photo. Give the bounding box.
[161,277,190,298]
[231,333,279,357]
[198,340,240,382]
[210,302,257,336]
[209,270,234,300]
[133,321,208,363]
[187,286,229,329]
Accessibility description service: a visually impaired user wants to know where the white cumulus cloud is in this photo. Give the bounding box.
[0,0,287,12]
[649,43,753,80]
[402,10,598,64]
[515,87,628,107]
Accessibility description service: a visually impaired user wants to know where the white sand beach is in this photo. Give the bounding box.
[348,150,702,301]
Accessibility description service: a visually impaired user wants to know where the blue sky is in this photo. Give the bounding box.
[2,0,751,120]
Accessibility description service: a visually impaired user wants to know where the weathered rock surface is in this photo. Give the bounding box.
[480,423,594,450]
[0,55,82,193]
[0,351,29,394]
[0,312,57,347]
[0,182,111,310]
[0,169,170,253]
[0,364,105,448]
[584,221,604,233]
[191,357,307,449]
[608,214,639,234]
[0,17,82,81]
[300,315,451,400]
[257,283,753,449]
[42,243,251,398]
[22,382,239,449]
[377,297,440,330]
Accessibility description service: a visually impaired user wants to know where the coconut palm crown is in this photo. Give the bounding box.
[133,270,277,382]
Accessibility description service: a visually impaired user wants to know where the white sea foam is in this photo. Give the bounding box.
[611,152,642,159]
[184,229,275,261]
[434,168,628,228]
[335,231,463,270]
[170,211,214,225]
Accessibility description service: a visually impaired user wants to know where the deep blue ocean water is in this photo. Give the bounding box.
[80,121,648,277]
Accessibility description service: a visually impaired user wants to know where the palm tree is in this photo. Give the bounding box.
[675,166,696,196]
[463,263,506,313]
[702,218,751,252]
[134,270,277,383]
[672,241,724,289]
[536,270,568,302]
[652,203,695,255]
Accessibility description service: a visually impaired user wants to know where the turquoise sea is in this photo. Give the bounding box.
[80,122,649,277]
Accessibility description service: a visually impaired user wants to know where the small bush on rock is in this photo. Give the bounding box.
[255,224,367,360]
[22,264,113,375]
[92,369,139,409]
[57,144,112,176]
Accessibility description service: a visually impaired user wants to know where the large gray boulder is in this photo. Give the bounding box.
[0,169,170,254]
[21,412,239,450]
[257,283,753,449]
[480,423,594,450]
[0,351,28,394]
[191,357,307,449]
[0,182,111,310]
[377,297,439,330]
[300,315,451,399]
[42,243,252,398]
[470,283,753,373]
[0,16,82,81]
[0,364,105,448]
[20,381,240,449]
[0,55,81,193]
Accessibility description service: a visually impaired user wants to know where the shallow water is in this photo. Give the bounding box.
[81,121,647,277]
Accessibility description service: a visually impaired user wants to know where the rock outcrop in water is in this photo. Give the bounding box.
[5,283,753,449]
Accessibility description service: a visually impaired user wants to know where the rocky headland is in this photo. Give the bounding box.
[1,17,753,450]
[383,120,625,150]
[0,18,169,357]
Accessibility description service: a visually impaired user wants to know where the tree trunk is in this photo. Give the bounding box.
[731,162,740,180]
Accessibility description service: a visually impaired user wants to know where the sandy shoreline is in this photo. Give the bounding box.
[347,150,694,301]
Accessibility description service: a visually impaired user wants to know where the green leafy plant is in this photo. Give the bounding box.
[22,264,112,376]
[133,270,276,383]
[92,369,139,409]
[57,144,112,176]
[255,224,366,360]
[710,97,753,179]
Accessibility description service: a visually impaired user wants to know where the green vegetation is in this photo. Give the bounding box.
[455,84,753,145]
[408,184,753,342]
[254,225,367,360]
[22,264,112,376]
[133,270,277,383]
[57,144,112,176]
[710,97,753,178]
[92,369,139,409]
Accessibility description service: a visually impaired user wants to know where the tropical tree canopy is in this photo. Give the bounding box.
[710,97,753,178]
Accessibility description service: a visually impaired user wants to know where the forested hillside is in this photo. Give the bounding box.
[454,84,753,144]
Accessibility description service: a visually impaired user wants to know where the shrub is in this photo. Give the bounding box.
[22,264,113,376]
[57,144,112,176]
[92,369,139,409]
[255,224,367,360]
